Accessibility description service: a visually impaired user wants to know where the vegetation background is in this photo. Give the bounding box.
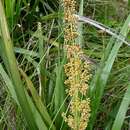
[0,0,130,130]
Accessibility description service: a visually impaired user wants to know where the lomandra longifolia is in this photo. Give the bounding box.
[62,0,91,130]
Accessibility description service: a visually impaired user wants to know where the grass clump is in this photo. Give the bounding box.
[0,0,130,130]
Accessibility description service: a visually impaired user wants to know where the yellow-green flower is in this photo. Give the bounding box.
[62,0,91,130]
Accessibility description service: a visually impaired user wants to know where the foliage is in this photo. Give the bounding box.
[0,0,130,130]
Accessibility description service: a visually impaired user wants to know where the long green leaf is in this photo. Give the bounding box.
[54,56,66,129]
[19,68,56,130]
[0,64,18,104]
[0,1,38,129]
[89,14,130,129]
[0,64,48,130]
[4,0,21,29]
[37,22,47,103]
[112,84,130,130]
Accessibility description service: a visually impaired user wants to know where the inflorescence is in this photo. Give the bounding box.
[62,0,91,130]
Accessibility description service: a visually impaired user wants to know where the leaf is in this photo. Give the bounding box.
[88,14,130,130]
[53,56,66,129]
[112,84,130,130]
[19,68,56,130]
[0,1,38,129]
[0,64,48,130]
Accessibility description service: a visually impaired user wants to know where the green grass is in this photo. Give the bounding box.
[0,0,130,130]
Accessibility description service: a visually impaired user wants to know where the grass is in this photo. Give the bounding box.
[0,0,130,130]
[0,0,38,129]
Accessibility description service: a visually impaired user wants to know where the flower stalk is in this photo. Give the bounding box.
[62,0,91,130]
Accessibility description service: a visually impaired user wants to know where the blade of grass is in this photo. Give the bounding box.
[112,84,130,130]
[41,12,63,21]
[89,36,116,94]
[88,14,130,129]
[14,47,39,57]
[4,0,21,30]
[53,56,66,129]
[0,64,18,104]
[19,68,56,130]
[37,22,47,103]
[0,1,38,129]
[128,0,130,7]
[76,15,130,46]
[4,0,15,29]
[0,64,48,130]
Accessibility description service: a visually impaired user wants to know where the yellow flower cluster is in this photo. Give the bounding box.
[62,0,91,130]
[64,45,91,96]
[63,45,91,130]
[63,0,76,23]
[63,0,78,43]
[62,98,91,130]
